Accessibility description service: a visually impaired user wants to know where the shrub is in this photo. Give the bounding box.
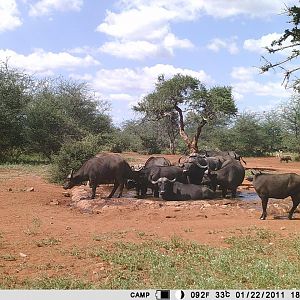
[50,134,106,183]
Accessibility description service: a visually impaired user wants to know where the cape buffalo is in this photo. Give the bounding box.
[181,154,208,184]
[252,171,300,220]
[127,156,173,197]
[204,150,247,165]
[151,177,215,200]
[147,165,187,197]
[280,155,292,163]
[210,158,245,198]
[63,153,134,199]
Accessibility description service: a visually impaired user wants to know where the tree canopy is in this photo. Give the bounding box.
[134,74,237,153]
[261,3,300,89]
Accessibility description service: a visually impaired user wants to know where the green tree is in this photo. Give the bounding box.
[134,74,237,153]
[0,62,33,161]
[260,111,284,152]
[261,3,300,89]
[280,94,300,152]
[231,112,265,156]
[25,77,113,159]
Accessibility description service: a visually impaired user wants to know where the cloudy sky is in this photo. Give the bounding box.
[0,0,298,124]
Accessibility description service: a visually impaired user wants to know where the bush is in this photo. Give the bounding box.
[50,134,106,183]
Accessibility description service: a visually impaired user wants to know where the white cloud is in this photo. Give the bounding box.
[231,66,259,81]
[207,37,239,54]
[99,33,193,60]
[243,33,283,54]
[0,48,99,74]
[29,0,83,16]
[0,0,22,33]
[89,64,212,95]
[117,0,297,19]
[97,0,294,60]
[233,80,291,98]
[97,5,174,41]
[100,40,160,60]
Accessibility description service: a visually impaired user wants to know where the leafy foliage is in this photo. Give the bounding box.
[0,62,33,161]
[134,74,237,153]
[261,3,300,89]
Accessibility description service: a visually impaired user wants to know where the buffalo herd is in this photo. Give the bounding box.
[63,151,300,220]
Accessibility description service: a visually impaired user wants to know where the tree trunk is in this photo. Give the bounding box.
[174,104,207,154]
[169,139,175,154]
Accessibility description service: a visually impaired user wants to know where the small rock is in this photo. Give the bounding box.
[19,252,27,258]
[66,226,71,230]
[8,188,12,192]
[50,222,54,225]
[203,203,211,208]
[165,215,176,218]
[269,242,274,245]
[280,226,286,230]
[49,200,59,205]
[62,192,71,197]
[26,187,34,192]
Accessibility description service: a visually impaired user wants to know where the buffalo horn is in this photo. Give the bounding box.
[166,178,176,183]
[178,156,186,164]
[151,179,160,184]
[195,161,208,169]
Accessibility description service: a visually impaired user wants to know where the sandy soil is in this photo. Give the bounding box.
[1,154,300,282]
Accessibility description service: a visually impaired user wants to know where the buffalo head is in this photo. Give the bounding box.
[151,177,176,196]
[63,169,76,190]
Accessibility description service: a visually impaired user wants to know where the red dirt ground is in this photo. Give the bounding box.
[1,154,300,282]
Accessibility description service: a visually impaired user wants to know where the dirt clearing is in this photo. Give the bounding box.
[1,154,300,284]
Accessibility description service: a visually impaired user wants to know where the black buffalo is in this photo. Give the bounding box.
[252,171,300,220]
[63,153,134,199]
[151,177,215,200]
[147,165,187,197]
[143,156,172,168]
[208,158,245,198]
[181,153,208,185]
[280,155,292,163]
[128,156,173,197]
[203,150,247,165]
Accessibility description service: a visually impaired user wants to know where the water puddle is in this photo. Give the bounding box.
[238,191,259,201]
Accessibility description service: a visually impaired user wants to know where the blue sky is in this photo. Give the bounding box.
[0,0,298,124]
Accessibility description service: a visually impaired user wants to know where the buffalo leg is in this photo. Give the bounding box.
[108,183,119,198]
[260,196,269,220]
[91,185,97,199]
[231,188,237,198]
[117,183,124,198]
[289,196,300,220]
[89,178,97,199]
[221,187,227,198]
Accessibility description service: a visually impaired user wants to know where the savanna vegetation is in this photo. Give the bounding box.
[1,60,300,181]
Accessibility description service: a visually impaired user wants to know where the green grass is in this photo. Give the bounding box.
[35,237,61,247]
[1,230,300,289]
[0,164,50,181]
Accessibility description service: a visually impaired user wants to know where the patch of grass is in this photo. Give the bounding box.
[184,228,194,233]
[0,164,50,180]
[0,276,94,289]
[92,231,128,242]
[85,230,300,289]
[3,229,300,289]
[24,217,42,236]
[0,254,16,261]
[35,237,61,247]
